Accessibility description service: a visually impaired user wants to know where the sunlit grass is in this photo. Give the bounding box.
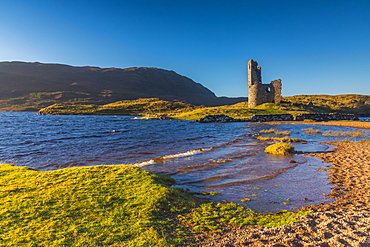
[39,98,197,116]
[0,163,315,245]
[38,99,311,120]
[0,164,195,246]
[179,202,310,232]
[259,129,291,136]
[259,129,276,133]
[322,130,367,138]
[302,127,322,134]
[257,136,306,142]
[283,94,370,116]
[275,130,291,136]
[264,143,295,155]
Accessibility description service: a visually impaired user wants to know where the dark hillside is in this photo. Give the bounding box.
[0,62,246,110]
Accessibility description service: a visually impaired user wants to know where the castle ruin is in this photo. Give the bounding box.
[248,59,282,108]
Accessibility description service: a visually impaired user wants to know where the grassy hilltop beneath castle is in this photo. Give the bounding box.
[38,95,370,119]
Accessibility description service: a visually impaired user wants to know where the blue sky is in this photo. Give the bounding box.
[0,0,369,97]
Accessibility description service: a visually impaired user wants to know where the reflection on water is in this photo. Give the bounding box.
[1,112,369,212]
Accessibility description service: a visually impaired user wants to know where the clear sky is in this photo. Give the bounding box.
[0,0,369,97]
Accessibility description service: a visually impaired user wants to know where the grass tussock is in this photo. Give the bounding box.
[259,129,276,133]
[257,136,306,142]
[302,127,322,134]
[264,143,295,155]
[322,130,367,138]
[275,130,291,136]
[259,129,291,136]
[0,164,195,246]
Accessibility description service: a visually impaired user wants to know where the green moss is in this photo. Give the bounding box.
[0,164,196,246]
[264,143,295,155]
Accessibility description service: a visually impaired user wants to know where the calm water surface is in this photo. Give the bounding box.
[1,112,369,212]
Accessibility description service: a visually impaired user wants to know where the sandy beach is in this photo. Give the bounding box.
[195,141,370,246]
[267,121,370,129]
[297,121,370,129]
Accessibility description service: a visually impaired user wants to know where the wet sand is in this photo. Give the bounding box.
[194,142,370,246]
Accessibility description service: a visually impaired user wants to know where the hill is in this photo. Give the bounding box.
[283,94,370,116]
[38,94,370,119]
[0,61,247,110]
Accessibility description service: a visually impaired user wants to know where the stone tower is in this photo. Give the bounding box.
[247,59,282,108]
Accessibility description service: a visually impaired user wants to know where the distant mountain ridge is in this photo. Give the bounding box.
[0,61,247,110]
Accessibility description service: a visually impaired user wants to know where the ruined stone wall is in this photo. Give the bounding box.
[248,60,282,108]
[271,79,282,104]
[247,60,262,86]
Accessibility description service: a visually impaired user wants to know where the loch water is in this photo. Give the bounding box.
[1,112,369,212]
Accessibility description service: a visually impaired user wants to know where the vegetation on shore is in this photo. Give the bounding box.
[257,137,306,142]
[0,163,311,246]
[0,164,195,246]
[264,143,295,155]
[35,94,370,119]
[38,98,311,120]
[38,98,196,116]
[284,94,370,116]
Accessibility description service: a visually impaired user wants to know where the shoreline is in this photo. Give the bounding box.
[194,142,370,246]
[267,120,370,129]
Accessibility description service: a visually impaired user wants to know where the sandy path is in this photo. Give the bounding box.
[194,142,370,246]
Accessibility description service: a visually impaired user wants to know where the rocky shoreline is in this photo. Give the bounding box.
[198,113,359,123]
[194,142,370,246]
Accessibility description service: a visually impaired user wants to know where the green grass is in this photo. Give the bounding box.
[264,143,295,155]
[274,130,291,136]
[38,98,196,116]
[284,94,370,115]
[257,136,306,142]
[259,129,276,133]
[0,164,195,246]
[38,99,310,119]
[179,202,310,232]
[0,163,314,245]
[260,129,291,136]
[36,95,370,119]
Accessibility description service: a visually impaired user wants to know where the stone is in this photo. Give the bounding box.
[295,113,359,121]
[248,60,282,108]
[198,115,239,123]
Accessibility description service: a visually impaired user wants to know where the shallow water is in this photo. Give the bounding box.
[1,112,369,212]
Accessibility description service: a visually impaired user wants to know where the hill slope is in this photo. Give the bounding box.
[38,95,370,119]
[283,94,370,116]
[0,61,246,110]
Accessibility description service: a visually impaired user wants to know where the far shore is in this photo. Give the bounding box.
[267,120,370,129]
